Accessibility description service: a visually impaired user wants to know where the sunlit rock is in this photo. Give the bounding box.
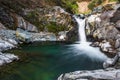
[0,39,14,51]
[0,52,19,66]
[58,68,120,80]
[16,28,32,43]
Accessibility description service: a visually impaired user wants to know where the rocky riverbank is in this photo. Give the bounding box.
[0,29,19,66]
[58,68,120,80]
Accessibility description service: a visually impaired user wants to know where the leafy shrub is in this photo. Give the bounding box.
[88,0,103,10]
[60,0,78,14]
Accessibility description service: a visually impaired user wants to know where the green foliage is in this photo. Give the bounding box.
[88,0,103,10]
[60,0,78,14]
[46,22,68,35]
[109,0,120,2]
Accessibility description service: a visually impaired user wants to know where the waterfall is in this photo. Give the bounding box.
[73,15,86,42]
[71,15,108,61]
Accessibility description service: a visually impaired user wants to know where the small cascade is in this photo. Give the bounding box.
[73,15,86,42]
[72,15,108,61]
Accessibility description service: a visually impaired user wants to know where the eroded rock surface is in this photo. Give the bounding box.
[58,68,120,80]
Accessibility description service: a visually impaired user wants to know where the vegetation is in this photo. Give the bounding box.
[46,22,68,35]
[109,0,120,2]
[88,0,120,10]
[60,0,79,14]
[88,0,103,10]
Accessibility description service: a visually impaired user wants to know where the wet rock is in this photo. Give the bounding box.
[0,52,19,66]
[90,42,100,47]
[58,68,120,80]
[103,52,120,69]
[58,31,68,41]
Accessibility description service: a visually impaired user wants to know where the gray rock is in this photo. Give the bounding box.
[17,16,38,32]
[16,28,32,43]
[115,39,120,48]
[58,31,68,41]
[0,39,14,51]
[0,52,19,66]
[58,68,120,80]
[103,52,120,69]
[31,32,57,41]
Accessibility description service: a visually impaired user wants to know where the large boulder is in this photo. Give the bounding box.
[31,32,57,41]
[0,52,19,66]
[0,30,18,51]
[58,68,120,80]
[103,52,120,69]
[15,15,38,32]
[16,28,33,43]
[0,39,14,51]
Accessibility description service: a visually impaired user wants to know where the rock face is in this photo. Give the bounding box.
[58,68,120,80]
[16,16,38,32]
[0,29,19,66]
[0,1,74,35]
[16,28,57,42]
[22,6,73,34]
[0,52,19,66]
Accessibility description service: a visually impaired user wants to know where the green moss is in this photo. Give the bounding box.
[46,22,68,35]
[109,0,120,2]
[88,0,103,10]
[60,0,78,14]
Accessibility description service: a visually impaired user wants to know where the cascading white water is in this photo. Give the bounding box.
[73,15,86,42]
[70,15,108,61]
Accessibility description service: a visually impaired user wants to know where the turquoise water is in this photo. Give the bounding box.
[1,42,105,80]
